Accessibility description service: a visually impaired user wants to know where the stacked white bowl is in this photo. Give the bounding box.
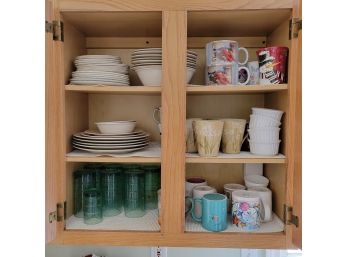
[248,107,284,156]
[70,55,130,86]
[131,48,197,86]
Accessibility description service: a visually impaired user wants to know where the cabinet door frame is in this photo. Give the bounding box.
[286,0,302,249]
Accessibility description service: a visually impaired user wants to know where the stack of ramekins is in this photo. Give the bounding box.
[248,108,284,156]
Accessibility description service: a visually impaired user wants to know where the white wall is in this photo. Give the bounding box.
[45,245,262,257]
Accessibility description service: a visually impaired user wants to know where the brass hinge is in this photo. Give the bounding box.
[45,20,64,42]
[48,201,66,223]
[284,204,299,227]
[289,18,302,39]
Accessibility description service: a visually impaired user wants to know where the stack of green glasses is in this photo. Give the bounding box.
[73,163,161,224]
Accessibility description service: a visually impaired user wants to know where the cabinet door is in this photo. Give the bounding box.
[289,0,302,249]
[46,0,65,243]
[45,0,58,243]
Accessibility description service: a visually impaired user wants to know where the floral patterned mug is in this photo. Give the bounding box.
[231,190,263,231]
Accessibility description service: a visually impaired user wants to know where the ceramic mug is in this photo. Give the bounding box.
[256,46,289,84]
[244,175,269,189]
[206,40,249,66]
[248,186,273,222]
[232,190,263,231]
[193,120,224,157]
[191,193,228,232]
[206,65,250,85]
[185,177,207,197]
[153,106,161,133]
[247,61,260,85]
[221,119,247,154]
[223,183,246,212]
[186,118,202,153]
[191,185,217,218]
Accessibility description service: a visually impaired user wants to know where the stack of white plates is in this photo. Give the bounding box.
[72,130,150,154]
[70,55,130,86]
[131,48,198,86]
[248,107,284,156]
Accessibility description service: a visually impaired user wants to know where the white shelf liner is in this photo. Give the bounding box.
[66,142,161,158]
[186,151,285,159]
[66,209,160,231]
[185,213,284,233]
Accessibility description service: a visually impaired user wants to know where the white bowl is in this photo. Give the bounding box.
[133,65,196,86]
[95,120,136,134]
[251,108,284,121]
[249,114,281,128]
[248,127,280,142]
[249,139,281,156]
[244,175,269,188]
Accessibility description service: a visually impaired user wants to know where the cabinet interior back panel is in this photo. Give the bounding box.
[88,94,161,142]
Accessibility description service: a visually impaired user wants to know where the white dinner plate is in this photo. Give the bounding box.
[73,145,148,153]
[73,141,149,149]
[73,137,149,145]
[70,81,129,86]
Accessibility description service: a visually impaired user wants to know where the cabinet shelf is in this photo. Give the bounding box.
[65,85,161,95]
[66,209,160,231]
[65,84,287,95]
[186,151,285,164]
[66,142,161,163]
[185,213,284,233]
[187,84,288,95]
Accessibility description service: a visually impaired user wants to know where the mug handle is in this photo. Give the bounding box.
[191,198,203,222]
[153,107,161,124]
[238,66,250,85]
[258,197,266,221]
[238,47,249,65]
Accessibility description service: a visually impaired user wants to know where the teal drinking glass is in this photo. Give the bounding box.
[83,188,103,225]
[124,168,145,218]
[143,165,161,209]
[101,164,124,216]
[73,169,83,218]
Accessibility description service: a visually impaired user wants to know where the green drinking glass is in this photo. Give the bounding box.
[101,164,124,217]
[73,169,84,218]
[124,169,145,218]
[83,188,103,225]
[143,165,161,210]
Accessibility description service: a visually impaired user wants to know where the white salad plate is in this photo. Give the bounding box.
[73,138,149,145]
[83,130,143,136]
[74,132,149,140]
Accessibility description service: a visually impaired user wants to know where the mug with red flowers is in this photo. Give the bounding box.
[206,40,249,85]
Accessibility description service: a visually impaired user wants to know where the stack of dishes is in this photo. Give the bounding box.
[131,48,198,86]
[72,121,150,154]
[248,108,284,156]
[70,55,130,86]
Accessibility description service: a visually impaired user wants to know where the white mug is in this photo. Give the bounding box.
[223,183,246,212]
[244,175,269,189]
[185,177,207,197]
[192,185,217,218]
[247,61,260,85]
[248,187,273,222]
[153,106,161,133]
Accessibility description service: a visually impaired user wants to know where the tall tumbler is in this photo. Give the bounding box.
[73,169,83,217]
[101,164,124,216]
[143,165,161,209]
[124,169,145,218]
[74,165,102,218]
[83,188,103,225]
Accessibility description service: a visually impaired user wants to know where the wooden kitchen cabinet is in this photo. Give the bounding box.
[45,0,302,249]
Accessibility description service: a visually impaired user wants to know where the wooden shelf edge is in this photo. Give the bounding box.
[65,85,161,94]
[60,230,287,248]
[187,84,288,94]
[186,157,285,164]
[66,156,161,163]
